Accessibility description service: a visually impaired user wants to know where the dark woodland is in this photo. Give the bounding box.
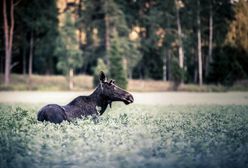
[1,0,248,88]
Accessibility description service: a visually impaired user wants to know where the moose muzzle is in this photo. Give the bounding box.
[123,94,134,105]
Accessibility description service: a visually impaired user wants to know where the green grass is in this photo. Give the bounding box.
[0,104,248,168]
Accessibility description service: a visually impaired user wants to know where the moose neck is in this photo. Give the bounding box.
[89,85,110,115]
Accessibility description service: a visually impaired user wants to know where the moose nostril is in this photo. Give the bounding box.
[127,95,134,102]
[123,94,134,105]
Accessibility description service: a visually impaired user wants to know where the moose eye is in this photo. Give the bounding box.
[109,80,115,85]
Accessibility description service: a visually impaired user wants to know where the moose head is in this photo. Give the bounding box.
[98,71,134,106]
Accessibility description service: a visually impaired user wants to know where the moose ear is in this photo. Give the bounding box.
[99,71,106,82]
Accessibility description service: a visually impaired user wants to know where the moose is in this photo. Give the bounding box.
[37,71,134,123]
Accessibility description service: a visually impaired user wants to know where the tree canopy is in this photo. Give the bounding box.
[1,0,248,87]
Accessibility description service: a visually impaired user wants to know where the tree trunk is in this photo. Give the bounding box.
[45,51,54,75]
[175,0,184,70]
[163,49,167,81]
[194,63,198,83]
[3,0,15,85]
[123,58,132,79]
[29,31,34,78]
[0,56,4,73]
[82,27,92,74]
[69,68,74,90]
[78,28,82,49]
[78,0,83,49]
[128,70,133,80]
[104,7,110,66]
[168,49,172,81]
[4,53,11,86]
[22,46,26,75]
[206,1,213,77]
[175,0,184,84]
[197,0,203,86]
[27,31,34,90]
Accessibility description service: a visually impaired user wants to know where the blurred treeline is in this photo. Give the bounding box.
[1,0,248,89]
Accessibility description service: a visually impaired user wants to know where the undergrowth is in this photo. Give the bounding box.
[0,104,248,168]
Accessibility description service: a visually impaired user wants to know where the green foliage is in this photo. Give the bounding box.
[171,58,185,84]
[1,0,247,86]
[0,104,248,167]
[15,0,59,74]
[226,0,248,53]
[93,59,109,87]
[124,41,142,78]
[103,0,129,35]
[109,31,128,89]
[55,12,83,75]
[126,0,173,80]
[208,46,248,85]
[103,0,133,87]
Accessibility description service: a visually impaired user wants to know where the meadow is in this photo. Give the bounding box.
[1,74,248,92]
[0,103,248,168]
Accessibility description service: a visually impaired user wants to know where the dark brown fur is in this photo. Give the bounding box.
[37,72,134,123]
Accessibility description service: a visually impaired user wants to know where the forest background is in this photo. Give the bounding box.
[1,0,248,91]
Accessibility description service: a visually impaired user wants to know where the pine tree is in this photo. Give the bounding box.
[55,11,83,90]
[14,0,59,76]
[102,0,130,88]
[2,0,15,85]
[93,58,108,87]
[109,29,128,89]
